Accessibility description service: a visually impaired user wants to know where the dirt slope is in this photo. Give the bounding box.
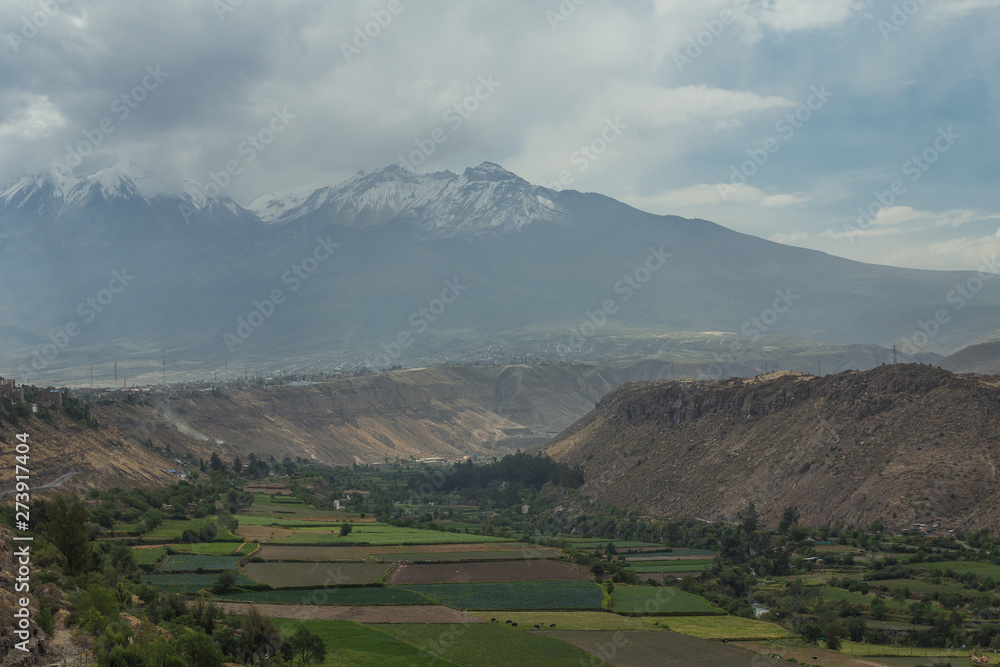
[543,364,1000,531]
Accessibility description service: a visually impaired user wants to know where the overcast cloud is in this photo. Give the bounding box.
[1,0,998,270]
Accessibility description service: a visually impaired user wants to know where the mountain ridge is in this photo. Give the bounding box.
[543,364,1000,532]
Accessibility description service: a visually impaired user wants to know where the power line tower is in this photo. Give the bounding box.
[891,343,898,364]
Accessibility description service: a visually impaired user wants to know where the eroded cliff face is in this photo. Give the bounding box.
[545,364,1000,532]
[1,364,622,492]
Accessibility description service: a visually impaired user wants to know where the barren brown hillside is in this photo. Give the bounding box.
[543,364,1000,532]
[1,364,620,492]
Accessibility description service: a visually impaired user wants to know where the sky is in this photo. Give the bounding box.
[1,0,998,271]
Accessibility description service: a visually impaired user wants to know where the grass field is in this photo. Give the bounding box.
[875,577,983,597]
[220,587,436,606]
[661,615,796,640]
[630,561,711,573]
[910,560,1000,579]
[159,554,243,572]
[389,560,589,585]
[468,610,659,630]
[140,518,238,542]
[270,524,513,546]
[284,620,456,666]
[143,572,255,593]
[169,541,254,556]
[815,586,908,610]
[244,562,391,587]
[548,630,788,667]
[368,550,559,563]
[256,544,366,561]
[372,622,604,666]
[398,580,605,610]
[610,585,722,615]
[130,547,166,566]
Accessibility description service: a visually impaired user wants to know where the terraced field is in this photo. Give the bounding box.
[388,559,589,585]
[397,580,605,610]
[221,587,435,606]
[144,572,256,593]
[159,554,243,572]
[255,544,366,561]
[244,562,391,587]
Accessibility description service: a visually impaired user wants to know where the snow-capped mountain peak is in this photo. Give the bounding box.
[248,162,570,236]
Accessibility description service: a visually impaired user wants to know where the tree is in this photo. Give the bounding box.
[178,631,224,667]
[777,506,800,534]
[210,452,226,473]
[241,607,283,666]
[340,521,352,537]
[45,494,93,575]
[212,571,238,595]
[287,625,327,664]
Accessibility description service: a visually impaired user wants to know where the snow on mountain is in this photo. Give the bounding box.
[1,161,569,236]
[61,160,154,210]
[249,162,571,237]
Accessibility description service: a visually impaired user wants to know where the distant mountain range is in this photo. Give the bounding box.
[2,161,999,385]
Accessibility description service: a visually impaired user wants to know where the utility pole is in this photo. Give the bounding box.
[114,362,117,384]
[90,365,93,389]
[162,351,166,386]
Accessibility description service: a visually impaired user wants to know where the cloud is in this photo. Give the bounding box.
[754,0,865,33]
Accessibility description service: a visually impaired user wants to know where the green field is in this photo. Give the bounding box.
[610,586,722,615]
[143,572,255,593]
[372,622,605,666]
[398,580,604,610]
[244,562,391,587]
[159,554,243,572]
[816,586,908,610]
[235,515,344,527]
[368,549,559,563]
[273,524,512,546]
[170,541,255,556]
[130,547,166,566]
[468,610,659,630]
[630,560,711,573]
[221,587,436,606]
[285,620,455,667]
[910,560,1000,578]
[662,615,796,640]
[140,517,238,541]
[875,577,983,597]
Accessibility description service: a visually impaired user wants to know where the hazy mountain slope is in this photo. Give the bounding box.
[938,341,1000,374]
[2,161,999,385]
[543,364,1000,531]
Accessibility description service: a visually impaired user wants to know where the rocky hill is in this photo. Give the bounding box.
[543,364,1000,532]
[0,364,620,491]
